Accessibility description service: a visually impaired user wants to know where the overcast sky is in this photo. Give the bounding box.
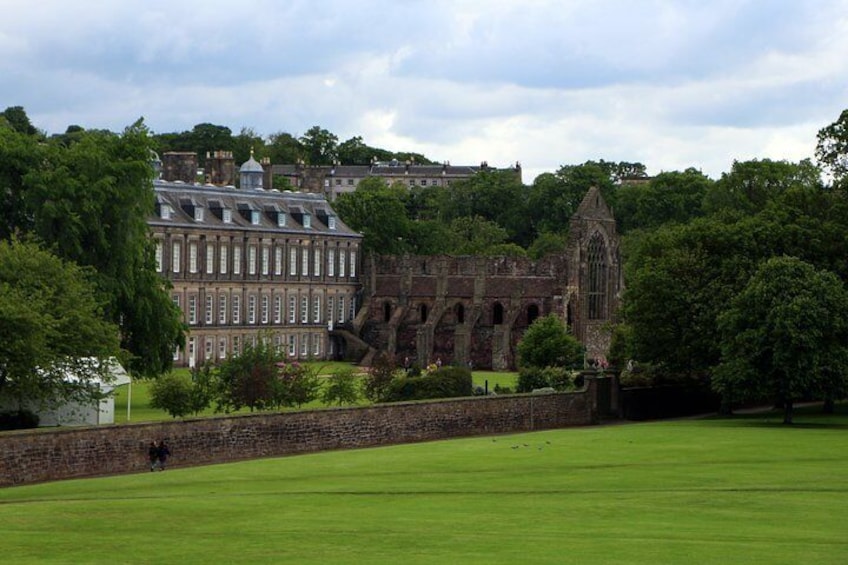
[2,0,847,182]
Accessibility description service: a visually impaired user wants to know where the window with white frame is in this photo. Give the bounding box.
[189,242,198,273]
[223,208,232,224]
[251,210,260,225]
[205,295,213,324]
[219,244,228,274]
[288,334,297,357]
[327,296,334,324]
[313,334,321,356]
[277,213,286,227]
[233,245,242,275]
[218,337,227,359]
[303,214,311,228]
[314,248,321,277]
[205,337,213,360]
[188,337,196,364]
[232,294,241,324]
[300,334,309,356]
[188,295,197,325]
[302,245,309,276]
[172,241,181,273]
[339,249,346,278]
[328,248,335,277]
[338,296,345,323]
[261,295,269,324]
[195,207,205,222]
[300,296,308,324]
[328,216,336,230]
[248,295,256,324]
[350,250,357,278]
[155,240,163,272]
[274,247,283,275]
[274,295,282,324]
[349,296,356,321]
[289,247,297,276]
[219,294,227,325]
[248,245,257,275]
[161,204,172,220]
[233,335,240,356]
[172,294,180,309]
[274,333,283,353]
[313,295,321,323]
[206,243,214,274]
[173,344,180,361]
[288,296,296,324]
[261,246,270,275]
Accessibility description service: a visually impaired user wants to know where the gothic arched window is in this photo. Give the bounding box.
[527,304,540,326]
[588,232,608,320]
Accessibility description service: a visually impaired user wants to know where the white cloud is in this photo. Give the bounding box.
[2,0,848,183]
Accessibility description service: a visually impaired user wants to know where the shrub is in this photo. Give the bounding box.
[0,409,39,430]
[321,368,360,406]
[150,372,195,418]
[363,353,399,402]
[517,366,577,393]
[382,366,473,402]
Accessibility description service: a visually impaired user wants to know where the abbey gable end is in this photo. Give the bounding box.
[353,186,622,370]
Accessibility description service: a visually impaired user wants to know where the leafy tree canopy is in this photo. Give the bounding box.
[517,314,583,369]
[714,256,848,423]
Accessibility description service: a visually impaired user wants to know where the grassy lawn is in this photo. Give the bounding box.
[113,367,518,423]
[2,405,846,564]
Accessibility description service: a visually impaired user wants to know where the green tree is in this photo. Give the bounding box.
[363,352,399,402]
[1,106,39,136]
[275,361,321,408]
[215,338,283,412]
[714,256,848,424]
[0,239,121,407]
[149,372,195,418]
[22,121,184,377]
[299,125,338,165]
[703,159,821,216]
[266,131,303,164]
[516,314,583,369]
[321,368,360,406]
[815,108,848,188]
[448,215,510,255]
[333,177,411,255]
[527,232,567,260]
[232,127,266,166]
[0,120,42,239]
[614,168,712,233]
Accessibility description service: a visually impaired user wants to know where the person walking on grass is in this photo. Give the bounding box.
[148,441,159,471]
[157,440,171,471]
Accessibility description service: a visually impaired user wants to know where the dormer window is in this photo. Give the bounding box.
[251,210,260,225]
[160,204,173,220]
[303,214,311,228]
[278,213,286,227]
[222,209,232,223]
[194,207,204,222]
[328,216,336,230]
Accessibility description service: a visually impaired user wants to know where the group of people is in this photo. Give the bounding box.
[148,440,171,471]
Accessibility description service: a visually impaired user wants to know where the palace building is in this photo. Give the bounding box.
[149,152,362,367]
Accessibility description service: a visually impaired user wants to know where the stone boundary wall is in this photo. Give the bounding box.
[0,383,598,487]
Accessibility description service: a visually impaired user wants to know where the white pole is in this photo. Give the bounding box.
[127,378,132,422]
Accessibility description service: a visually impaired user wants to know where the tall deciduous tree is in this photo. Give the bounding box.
[333,177,411,255]
[714,257,848,423]
[19,120,184,377]
[299,125,338,165]
[815,108,848,187]
[0,239,121,407]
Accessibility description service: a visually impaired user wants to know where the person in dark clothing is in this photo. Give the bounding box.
[157,440,171,471]
[148,441,159,471]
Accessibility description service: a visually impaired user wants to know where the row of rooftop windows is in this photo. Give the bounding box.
[157,201,335,231]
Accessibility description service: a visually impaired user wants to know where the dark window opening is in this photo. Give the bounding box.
[455,303,465,324]
[383,301,392,322]
[493,302,504,325]
[420,303,428,323]
[527,304,540,326]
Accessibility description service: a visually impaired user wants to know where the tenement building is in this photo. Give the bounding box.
[149,152,362,367]
[272,160,523,200]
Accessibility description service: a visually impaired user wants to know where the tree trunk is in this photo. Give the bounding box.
[783,400,794,425]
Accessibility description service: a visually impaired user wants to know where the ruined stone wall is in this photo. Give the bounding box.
[0,388,596,487]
